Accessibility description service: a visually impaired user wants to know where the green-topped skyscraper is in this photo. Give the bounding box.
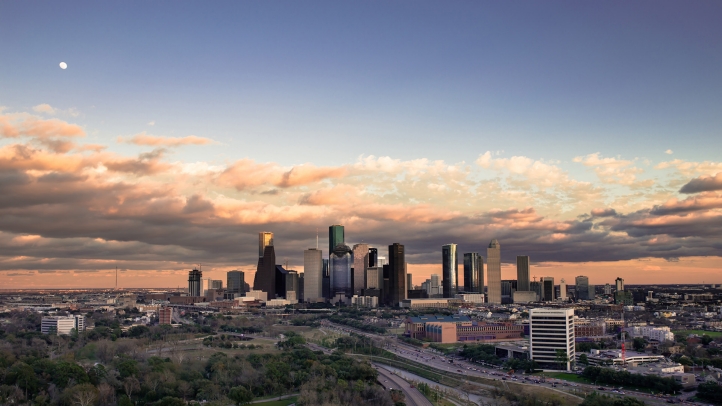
[328,225,344,255]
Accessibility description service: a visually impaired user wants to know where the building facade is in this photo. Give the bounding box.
[442,244,458,298]
[352,243,369,295]
[389,243,406,306]
[529,308,575,371]
[188,269,202,297]
[254,245,277,299]
[259,231,274,257]
[542,277,555,301]
[41,315,85,335]
[304,248,323,302]
[575,276,590,300]
[516,256,530,292]
[463,252,483,293]
[330,244,353,297]
[159,307,173,325]
[487,239,502,304]
[227,271,245,295]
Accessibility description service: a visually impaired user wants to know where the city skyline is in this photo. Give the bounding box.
[2,2,722,288]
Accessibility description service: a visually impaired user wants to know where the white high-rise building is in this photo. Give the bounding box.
[559,279,568,300]
[530,308,575,371]
[430,274,441,296]
[486,239,502,304]
[352,243,369,295]
[303,248,323,302]
[41,315,85,335]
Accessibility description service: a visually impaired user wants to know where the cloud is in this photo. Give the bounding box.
[591,208,617,217]
[216,159,348,190]
[148,121,155,126]
[679,173,722,194]
[665,149,673,155]
[33,104,56,115]
[0,114,85,139]
[119,132,215,147]
[573,153,649,186]
[655,159,722,177]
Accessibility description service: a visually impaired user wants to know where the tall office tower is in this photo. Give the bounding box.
[330,244,353,297]
[352,243,370,295]
[227,271,245,295]
[588,285,596,300]
[368,248,378,267]
[299,273,304,302]
[501,280,513,297]
[211,280,223,290]
[530,308,575,371]
[188,269,202,296]
[304,248,323,302]
[389,243,406,306]
[254,245,277,299]
[516,256,531,291]
[559,278,567,300]
[530,281,542,300]
[575,275,589,300]
[487,239,502,304]
[441,244,458,298]
[366,267,381,289]
[407,274,413,290]
[542,277,555,301]
[421,279,430,294]
[604,284,612,295]
[274,265,288,298]
[430,274,441,296]
[322,259,330,299]
[259,232,274,257]
[463,252,483,293]
[377,256,387,267]
[286,270,299,301]
[615,277,624,292]
[328,225,344,257]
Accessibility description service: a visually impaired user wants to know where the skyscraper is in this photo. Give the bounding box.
[227,271,245,295]
[188,269,202,296]
[407,273,413,290]
[259,232,274,257]
[463,252,483,293]
[328,225,344,257]
[352,243,369,295]
[368,248,378,267]
[389,243,406,306]
[487,239,502,304]
[254,245,277,299]
[516,256,530,292]
[542,277,555,301]
[441,244,458,298]
[304,248,323,302]
[430,274,441,296]
[530,308,575,371]
[615,277,624,292]
[330,244,353,298]
[322,259,330,299]
[575,275,590,300]
[559,278,568,300]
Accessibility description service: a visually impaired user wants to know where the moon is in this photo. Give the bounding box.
[59,62,67,69]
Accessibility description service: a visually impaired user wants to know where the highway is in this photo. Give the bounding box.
[324,322,683,406]
[375,364,433,406]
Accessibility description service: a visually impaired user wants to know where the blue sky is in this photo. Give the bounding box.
[1,1,722,287]
[2,1,721,166]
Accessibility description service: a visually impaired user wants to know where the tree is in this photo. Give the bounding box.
[228,386,254,405]
[632,337,646,352]
[579,353,589,365]
[70,383,98,406]
[123,376,140,400]
[555,349,569,370]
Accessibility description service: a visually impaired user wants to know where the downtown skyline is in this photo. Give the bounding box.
[1,2,722,288]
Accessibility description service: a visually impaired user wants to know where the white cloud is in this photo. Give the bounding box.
[148,121,155,126]
[33,104,56,115]
[574,153,649,186]
[665,149,673,155]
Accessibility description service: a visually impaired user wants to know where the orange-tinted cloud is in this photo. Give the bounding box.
[0,114,85,139]
[119,132,216,147]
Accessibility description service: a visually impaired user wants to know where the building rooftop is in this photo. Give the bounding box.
[408,314,471,323]
[489,239,500,248]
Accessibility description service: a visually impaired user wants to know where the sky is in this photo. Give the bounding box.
[1,1,721,288]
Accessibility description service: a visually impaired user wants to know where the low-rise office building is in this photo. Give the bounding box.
[406,315,523,343]
[41,315,85,335]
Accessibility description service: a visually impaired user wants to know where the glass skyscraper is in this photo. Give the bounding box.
[463,252,483,293]
[328,225,344,258]
[330,244,353,297]
[442,244,458,298]
[516,256,530,292]
[487,239,502,304]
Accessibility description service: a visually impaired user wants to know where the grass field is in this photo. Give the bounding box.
[543,372,590,384]
[673,330,722,338]
[252,396,298,406]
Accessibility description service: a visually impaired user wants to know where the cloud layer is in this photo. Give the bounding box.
[0,108,721,286]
